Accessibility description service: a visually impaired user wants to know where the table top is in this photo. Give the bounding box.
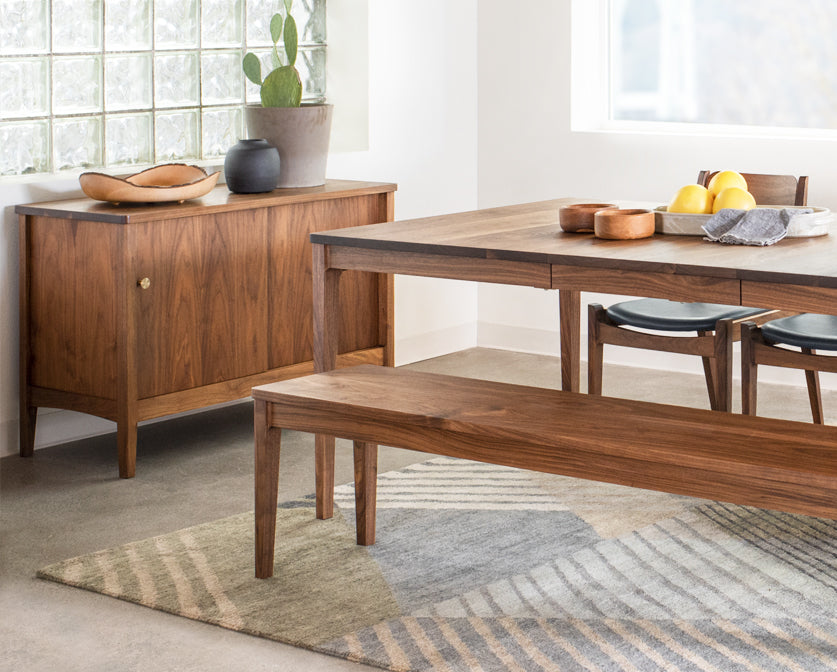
[311,197,837,289]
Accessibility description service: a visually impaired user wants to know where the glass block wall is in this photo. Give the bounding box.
[0,0,326,176]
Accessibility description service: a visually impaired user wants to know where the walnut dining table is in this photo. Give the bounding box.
[306,196,837,520]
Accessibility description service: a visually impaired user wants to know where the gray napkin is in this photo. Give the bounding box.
[702,208,811,246]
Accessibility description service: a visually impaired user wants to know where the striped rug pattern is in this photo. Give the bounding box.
[39,456,837,671]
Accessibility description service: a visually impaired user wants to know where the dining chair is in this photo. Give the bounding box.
[741,315,835,424]
[587,171,808,412]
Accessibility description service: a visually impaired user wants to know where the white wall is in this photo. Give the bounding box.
[0,0,479,457]
[476,0,837,388]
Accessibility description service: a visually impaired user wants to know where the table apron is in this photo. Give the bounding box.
[326,245,552,288]
[742,281,837,315]
[552,265,741,304]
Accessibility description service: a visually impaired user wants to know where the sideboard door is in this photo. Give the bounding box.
[134,210,270,398]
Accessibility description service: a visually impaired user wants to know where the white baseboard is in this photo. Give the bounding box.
[394,322,478,366]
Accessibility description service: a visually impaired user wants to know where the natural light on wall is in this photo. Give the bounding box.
[0,0,326,176]
[573,0,837,135]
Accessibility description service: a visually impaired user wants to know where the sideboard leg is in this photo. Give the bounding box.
[353,441,378,545]
[559,289,581,392]
[117,420,137,479]
[19,404,37,457]
[19,213,36,457]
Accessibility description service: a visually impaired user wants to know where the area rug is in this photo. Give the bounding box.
[38,456,837,671]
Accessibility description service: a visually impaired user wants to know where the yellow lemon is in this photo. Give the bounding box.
[712,187,756,213]
[707,170,748,198]
[668,184,714,214]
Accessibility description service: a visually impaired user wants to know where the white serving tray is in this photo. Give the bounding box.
[654,205,833,238]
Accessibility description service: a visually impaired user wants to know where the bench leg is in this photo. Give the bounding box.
[315,435,335,519]
[353,441,378,545]
[254,399,282,579]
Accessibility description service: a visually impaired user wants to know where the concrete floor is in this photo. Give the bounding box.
[0,347,830,672]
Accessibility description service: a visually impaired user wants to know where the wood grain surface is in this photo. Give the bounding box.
[253,365,837,577]
[312,197,837,294]
[18,181,396,477]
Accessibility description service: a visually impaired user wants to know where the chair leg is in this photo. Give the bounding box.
[740,322,758,416]
[587,303,605,396]
[698,330,720,411]
[802,347,825,424]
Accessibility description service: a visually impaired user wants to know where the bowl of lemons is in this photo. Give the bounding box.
[656,170,831,237]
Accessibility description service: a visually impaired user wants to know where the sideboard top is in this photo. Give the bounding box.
[15,179,397,224]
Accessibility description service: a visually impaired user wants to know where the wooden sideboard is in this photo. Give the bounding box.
[17,179,397,477]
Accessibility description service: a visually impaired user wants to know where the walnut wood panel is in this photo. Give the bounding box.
[27,216,118,397]
[134,210,270,397]
[325,246,552,288]
[268,195,384,369]
[259,367,837,510]
[551,265,741,303]
[30,386,118,421]
[253,366,837,575]
[741,281,837,315]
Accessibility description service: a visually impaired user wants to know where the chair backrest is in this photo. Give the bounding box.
[697,170,809,206]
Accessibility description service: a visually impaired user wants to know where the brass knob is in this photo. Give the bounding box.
[138,277,151,290]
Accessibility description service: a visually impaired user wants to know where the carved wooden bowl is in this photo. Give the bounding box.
[79,164,220,204]
[558,203,618,232]
[593,208,655,240]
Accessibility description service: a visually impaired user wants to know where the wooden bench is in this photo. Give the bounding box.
[252,365,837,578]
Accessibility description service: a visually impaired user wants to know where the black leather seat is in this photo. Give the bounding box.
[607,299,766,332]
[761,313,837,351]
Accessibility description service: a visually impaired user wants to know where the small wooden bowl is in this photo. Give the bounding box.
[559,203,617,232]
[593,208,655,240]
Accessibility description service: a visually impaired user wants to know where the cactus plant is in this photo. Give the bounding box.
[243,0,303,107]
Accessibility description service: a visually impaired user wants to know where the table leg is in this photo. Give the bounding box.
[559,289,581,392]
[254,398,282,579]
[312,243,343,519]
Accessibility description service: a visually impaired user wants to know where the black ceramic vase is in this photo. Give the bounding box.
[224,139,281,193]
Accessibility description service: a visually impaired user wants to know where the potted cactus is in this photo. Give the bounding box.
[242,0,332,188]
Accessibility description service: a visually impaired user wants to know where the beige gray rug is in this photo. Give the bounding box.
[39,456,837,671]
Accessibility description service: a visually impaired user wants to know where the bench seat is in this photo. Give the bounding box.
[252,365,837,578]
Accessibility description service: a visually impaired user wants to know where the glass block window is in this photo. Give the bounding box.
[0,0,327,176]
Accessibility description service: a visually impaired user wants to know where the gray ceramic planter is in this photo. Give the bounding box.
[244,104,333,188]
